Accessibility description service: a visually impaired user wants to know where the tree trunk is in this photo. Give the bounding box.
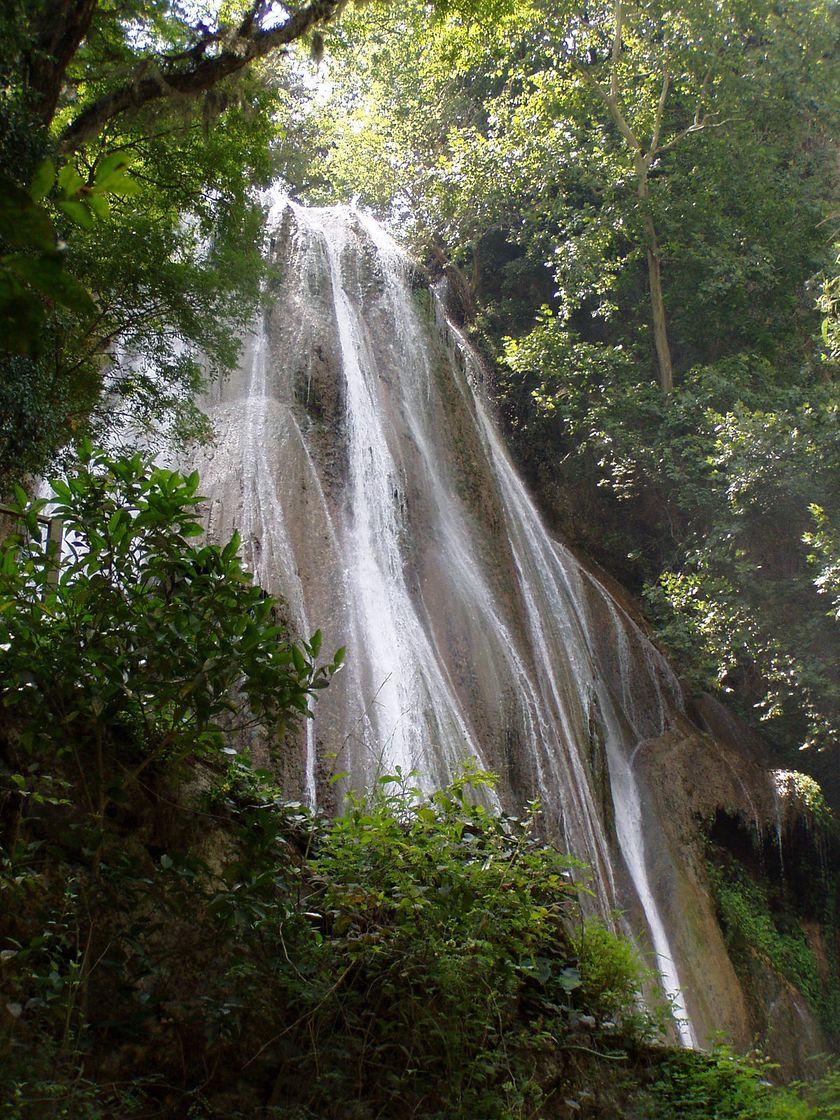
[637,165,674,394]
[26,0,100,127]
[644,217,674,394]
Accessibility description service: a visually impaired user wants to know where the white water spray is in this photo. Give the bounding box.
[190,198,697,1044]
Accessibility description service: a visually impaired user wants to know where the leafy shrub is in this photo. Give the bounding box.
[0,448,341,1114]
[573,917,649,1024]
[0,443,342,784]
[296,766,629,1118]
[0,756,654,1119]
[647,1045,823,1120]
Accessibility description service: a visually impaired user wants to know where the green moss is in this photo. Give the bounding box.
[413,285,434,322]
[707,855,821,1007]
[775,770,836,833]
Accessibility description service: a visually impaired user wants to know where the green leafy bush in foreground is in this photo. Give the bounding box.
[644,1045,837,1120]
[0,441,343,767]
[1,450,839,1118]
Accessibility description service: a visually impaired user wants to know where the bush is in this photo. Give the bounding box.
[0,448,342,1115]
[0,443,343,783]
[646,1045,831,1120]
[574,917,648,1024]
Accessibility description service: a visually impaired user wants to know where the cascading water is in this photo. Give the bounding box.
[190,197,696,1045]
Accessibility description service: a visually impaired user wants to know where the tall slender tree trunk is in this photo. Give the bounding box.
[644,217,674,394]
[583,2,678,397]
[637,165,674,394]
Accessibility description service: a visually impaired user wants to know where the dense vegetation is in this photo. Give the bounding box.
[0,0,349,481]
[302,0,840,797]
[1,453,837,1118]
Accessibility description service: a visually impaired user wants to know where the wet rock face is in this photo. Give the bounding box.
[186,198,828,1063]
[639,722,837,1069]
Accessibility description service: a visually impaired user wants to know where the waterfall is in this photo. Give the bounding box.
[190,198,696,1045]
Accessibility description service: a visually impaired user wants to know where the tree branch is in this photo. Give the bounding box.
[652,114,732,159]
[610,0,623,103]
[27,0,101,126]
[574,62,640,156]
[649,69,670,157]
[57,0,342,154]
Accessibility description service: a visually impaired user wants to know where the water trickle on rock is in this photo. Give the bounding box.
[190,198,696,1045]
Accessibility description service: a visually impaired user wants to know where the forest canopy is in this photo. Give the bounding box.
[0,0,354,483]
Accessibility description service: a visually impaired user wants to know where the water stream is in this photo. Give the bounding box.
[190,198,696,1045]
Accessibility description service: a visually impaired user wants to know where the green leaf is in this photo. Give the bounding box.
[57,163,85,198]
[86,193,110,219]
[49,478,72,501]
[0,176,56,251]
[48,271,96,315]
[94,152,132,183]
[100,171,140,198]
[30,158,56,202]
[58,200,94,228]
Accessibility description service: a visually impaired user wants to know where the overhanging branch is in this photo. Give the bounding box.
[58,0,342,154]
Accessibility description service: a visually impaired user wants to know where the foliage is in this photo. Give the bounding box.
[707,856,821,1010]
[643,385,840,759]
[0,0,354,486]
[0,446,341,833]
[644,1045,832,1120]
[792,1066,840,1119]
[299,766,647,1118]
[1,746,654,1116]
[0,153,135,354]
[0,450,336,1116]
[574,916,648,1024]
[313,0,836,364]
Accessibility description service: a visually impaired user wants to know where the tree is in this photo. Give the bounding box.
[23,0,346,155]
[0,444,342,786]
[559,0,711,394]
[314,0,837,388]
[0,0,350,488]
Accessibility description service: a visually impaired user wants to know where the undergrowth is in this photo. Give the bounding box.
[1,450,839,1118]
